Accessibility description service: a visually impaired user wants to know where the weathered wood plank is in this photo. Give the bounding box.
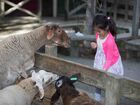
[125,39,140,51]
[105,75,121,105]
[120,78,140,102]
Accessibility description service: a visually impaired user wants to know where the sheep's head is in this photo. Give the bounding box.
[46,24,70,48]
[31,70,59,100]
[51,73,81,105]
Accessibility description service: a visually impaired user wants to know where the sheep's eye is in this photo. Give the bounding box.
[56,80,63,87]
[32,81,36,86]
[57,29,61,33]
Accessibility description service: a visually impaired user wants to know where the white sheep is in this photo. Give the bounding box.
[31,70,59,99]
[0,70,58,105]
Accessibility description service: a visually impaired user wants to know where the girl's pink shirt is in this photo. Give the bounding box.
[96,32,120,70]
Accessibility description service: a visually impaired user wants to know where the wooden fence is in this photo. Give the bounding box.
[35,52,140,105]
[0,0,41,19]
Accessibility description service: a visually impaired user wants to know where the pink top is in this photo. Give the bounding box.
[96,32,120,70]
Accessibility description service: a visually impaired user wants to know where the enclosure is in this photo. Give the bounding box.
[0,0,140,105]
[34,51,140,105]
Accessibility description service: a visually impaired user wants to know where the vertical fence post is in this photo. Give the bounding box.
[0,0,5,18]
[0,0,1,15]
[53,0,57,17]
[45,44,57,57]
[85,0,96,34]
[105,75,121,105]
[64,0,69,20]
[113,0,118,21]
[132,0,140,37]
[38,0,42,22]
[124,0,128,21]
[103,0,107,15]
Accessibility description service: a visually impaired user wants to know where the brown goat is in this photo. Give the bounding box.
[50,75,101,105]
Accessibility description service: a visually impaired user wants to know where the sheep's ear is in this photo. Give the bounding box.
[70,73,81,83]
[51,90,60,105]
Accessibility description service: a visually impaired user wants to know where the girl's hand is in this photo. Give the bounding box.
[90,42,97,49]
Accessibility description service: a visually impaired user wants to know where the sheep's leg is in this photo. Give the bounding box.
[35,82,45,100]
[39,88,45,100]
[18,55,35,79]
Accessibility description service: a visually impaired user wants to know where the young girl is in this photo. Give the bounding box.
[91,15,124,101]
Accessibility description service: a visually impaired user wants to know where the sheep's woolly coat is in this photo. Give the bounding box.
[0,78,38,105]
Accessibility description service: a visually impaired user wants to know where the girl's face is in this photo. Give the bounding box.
[94,27,108,39]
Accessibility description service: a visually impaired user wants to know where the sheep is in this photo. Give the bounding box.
[0,24,70,89]
[0,70,58,105]
[31,70,59,99]
[50,74,101,105]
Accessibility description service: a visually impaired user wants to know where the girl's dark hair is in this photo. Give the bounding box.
[93,15,117,37]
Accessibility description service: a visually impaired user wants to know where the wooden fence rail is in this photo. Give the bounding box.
[35,52,140,105]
